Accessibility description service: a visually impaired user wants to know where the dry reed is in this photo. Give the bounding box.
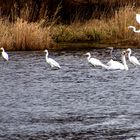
[52,6,140,48]
[0,18,55,50]
[1,5,140,50]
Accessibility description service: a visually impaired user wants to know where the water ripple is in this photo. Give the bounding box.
[0,49,140,139]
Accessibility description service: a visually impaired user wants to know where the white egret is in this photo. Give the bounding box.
[0,47,9,61]
[136,14,140,24]
[128,26,140,33]
[107,51,128,70]
[126,48,140,66]
[44,49,61,69]
[85,52,108,69]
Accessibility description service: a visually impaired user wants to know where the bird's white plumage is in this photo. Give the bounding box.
[128,26,140,33]
[107,59,124,69]
[1,47,8,61]
[85,52,108,69]
[107,60,124,70]
[136,14,140,24]
[45,49,61,69]
[107,51,128,70]
[126,48,140,66]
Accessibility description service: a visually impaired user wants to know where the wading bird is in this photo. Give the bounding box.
[85,52,108,69]
[107,51,128,70]
[44,49,61,69]
[126,48,140,66]
[0,47,9,61]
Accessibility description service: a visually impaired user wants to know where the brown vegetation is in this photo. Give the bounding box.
[0,1,140,50]
[0,19,56,51]
[1,0,140,22]
[52,6,140,47]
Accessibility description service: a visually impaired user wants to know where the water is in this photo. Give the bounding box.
[0,49,140,140]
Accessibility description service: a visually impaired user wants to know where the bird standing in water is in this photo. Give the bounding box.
[126,48,140,66]
[107,51,128,70]
[85,52,108,69]
[44,49,61,69]
[0,47,9,61]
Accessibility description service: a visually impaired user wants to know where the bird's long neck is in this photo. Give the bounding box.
[132,27,140,33]
[122,55,128,70]
[133,27,136,32]
[127,52,131,61]
[87,54,91,61]
[46,51,48,58]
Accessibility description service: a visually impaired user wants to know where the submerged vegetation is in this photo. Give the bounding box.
[0,1,140,50]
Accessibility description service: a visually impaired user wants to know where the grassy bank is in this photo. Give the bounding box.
[52,6,140,48]
[0,18,56,51]
[0,6,140,50]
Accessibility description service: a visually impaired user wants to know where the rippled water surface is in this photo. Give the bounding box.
[0,49,140,140]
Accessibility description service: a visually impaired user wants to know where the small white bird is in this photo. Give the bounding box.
[126,48,140,66]
[44,49,61,69]
[85,52,108,69]
[0,47,9,61]
[136,14,140,24]
[128,26,140,33]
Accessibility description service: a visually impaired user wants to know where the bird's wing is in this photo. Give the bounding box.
[47,58,61,68]
[2,52,8,61]
[131,56,140,65]
[107,60,123,66]
[107,60,124,69]
[107,59,113,66]
[89,58,103,66]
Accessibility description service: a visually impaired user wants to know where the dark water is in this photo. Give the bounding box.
[0,49,140,140]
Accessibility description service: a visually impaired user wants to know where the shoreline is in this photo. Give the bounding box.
[56,42,140,51]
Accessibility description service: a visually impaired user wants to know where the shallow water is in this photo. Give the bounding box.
[0,49,140,140]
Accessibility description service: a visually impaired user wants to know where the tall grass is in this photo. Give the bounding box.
[52,6,140,47]
[0,1,61,51]
[0,18,56,51]
[0,5,140,50]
